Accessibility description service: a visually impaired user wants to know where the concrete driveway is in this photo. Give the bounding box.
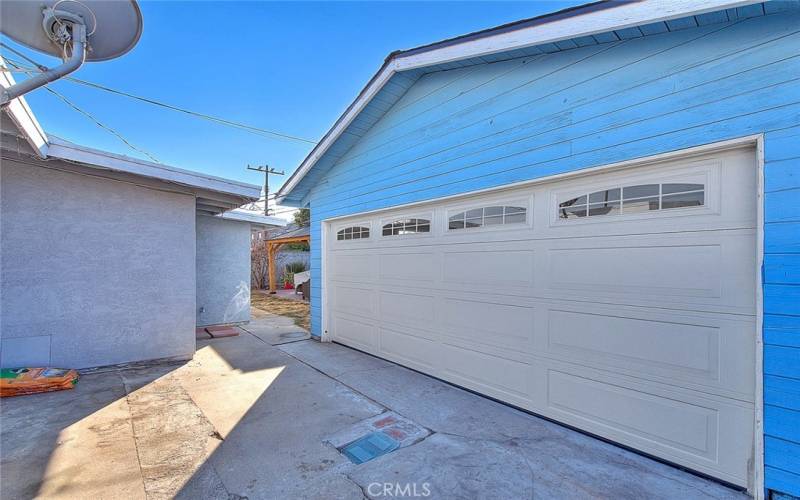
[1,317,747,499]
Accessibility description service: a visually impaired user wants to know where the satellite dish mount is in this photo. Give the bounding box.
[1,5,87,106]
[1,0,142,106]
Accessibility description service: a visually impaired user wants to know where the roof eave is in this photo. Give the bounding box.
[47,136,262,200]
[0,58,48,157]
[218,209,288,227]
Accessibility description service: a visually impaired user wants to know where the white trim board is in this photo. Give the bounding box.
[277,0,763,203]
[0,58,48,158]
[47,136,261,200]
[218,209,288,228]
[753,134,765,500]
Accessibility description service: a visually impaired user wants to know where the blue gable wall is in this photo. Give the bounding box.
[306,9,800,495]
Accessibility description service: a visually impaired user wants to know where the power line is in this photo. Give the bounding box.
[1,43,47,71]
[45,85,161,163]
[0,51,317,145]
[3,57,161,162]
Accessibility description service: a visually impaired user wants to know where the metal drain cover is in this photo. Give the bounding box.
[341,431,400,464]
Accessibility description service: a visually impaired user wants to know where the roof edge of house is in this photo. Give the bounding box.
[1,56,261,202]
[0,58,48,157]
[46,135,261,200]
[218,209,288,227]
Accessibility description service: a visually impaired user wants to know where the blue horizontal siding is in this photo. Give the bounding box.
[765,374,800,411]
[765,255,800,286]
[766,437,800,496]
[305,10,800,495]
[766,466,800,499]
[765,315,800,348]
[766,189,800,222]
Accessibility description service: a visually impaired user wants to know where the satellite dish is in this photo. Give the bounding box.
[1,0,142,61]
[0,0,142,105]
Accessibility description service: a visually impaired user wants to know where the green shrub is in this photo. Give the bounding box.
[286,261,307,273]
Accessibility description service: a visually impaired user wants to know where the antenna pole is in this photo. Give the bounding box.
[247,164,284,216]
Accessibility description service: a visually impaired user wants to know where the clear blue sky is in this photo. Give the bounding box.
[2,1,585,191]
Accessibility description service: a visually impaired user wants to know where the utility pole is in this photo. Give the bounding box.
[247,164,284,216]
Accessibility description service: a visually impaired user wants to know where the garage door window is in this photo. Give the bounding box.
[337,226,370,240]
[558,183,704,219]
[448,205,527,230]
[382,218,431,236]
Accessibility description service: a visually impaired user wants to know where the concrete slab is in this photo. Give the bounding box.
[241,314,310,345]
[120,366,223,498]
[348,432,535,499]
[0,370,145,500]
[281,341,747,500]
[177,334,385,498]
[279,339,394,377]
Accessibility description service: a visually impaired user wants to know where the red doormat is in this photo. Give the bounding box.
[204,326,240,338]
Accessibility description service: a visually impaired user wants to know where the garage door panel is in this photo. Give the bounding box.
[543,368,753,486]
[547,244,722,298]
[546,308,719,380]
[378,290,437,332]
[545,305,755,400]
[547,370,717,455]
[440,343,534,406]
[326,147,756,487]
[441,297,534,350]
[333,285,375,319]
[378,252,437,283]
[379,326,440,372]
[441,243,536,289]
[331,252,376,281]
[544,231,755,313]
[333,315,377,351]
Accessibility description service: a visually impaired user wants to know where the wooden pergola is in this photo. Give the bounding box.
[265,228,310,294]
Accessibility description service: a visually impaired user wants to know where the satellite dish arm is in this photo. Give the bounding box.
[1,22,86,106]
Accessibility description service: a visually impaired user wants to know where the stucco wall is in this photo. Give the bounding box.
[0,160,197,369]
[196,215,251,327]
[304,10,800,496]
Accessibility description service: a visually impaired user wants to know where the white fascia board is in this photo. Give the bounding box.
[46,136,261,200]
[276,60,399,203]
[276,0,761,203]
[219,209,288,227]
[393,0,762,70]
[0,58,49,158]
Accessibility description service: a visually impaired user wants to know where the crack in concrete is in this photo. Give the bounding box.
[343,473,370,500]
[118,371,149,499]
[118,368,233,500]
[277,345,390,416]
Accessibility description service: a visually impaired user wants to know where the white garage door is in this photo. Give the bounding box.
[324,147,756,487]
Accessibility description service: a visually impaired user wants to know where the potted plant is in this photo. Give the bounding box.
[282,262,307,289]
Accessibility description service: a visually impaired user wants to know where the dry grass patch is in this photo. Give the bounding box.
[251,293,310,331]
